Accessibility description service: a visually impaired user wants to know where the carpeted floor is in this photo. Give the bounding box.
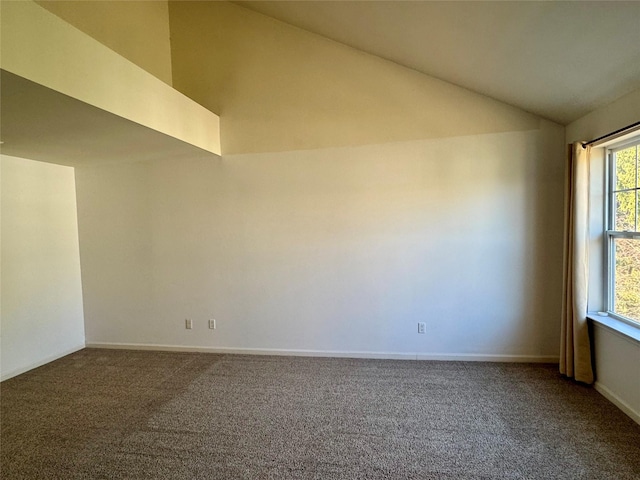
[1,349,639,479]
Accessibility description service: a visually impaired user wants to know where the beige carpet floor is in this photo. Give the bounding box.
[1,349,639,479]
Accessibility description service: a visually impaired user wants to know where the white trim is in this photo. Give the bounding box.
[604,136,640,319]
[589,314,640,345]
[415,353,559,363]
[0,343,85,382]
[595,381,640,426]
[596,126,640,148]
[85,342,559,363]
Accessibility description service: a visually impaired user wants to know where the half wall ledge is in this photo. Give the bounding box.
[0,0,220,164]
[587,313,640,344]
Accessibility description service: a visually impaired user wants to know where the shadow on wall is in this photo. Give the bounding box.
[168,0,540,155]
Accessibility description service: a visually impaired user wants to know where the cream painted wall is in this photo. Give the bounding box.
[168,1,539,155]
[566,88,640,145]
[76,124,565,359]
[72,0,565,361]
[593,328,640,423]
[0,155,85,380]
[566,86,640,423]
[36,0,173,85]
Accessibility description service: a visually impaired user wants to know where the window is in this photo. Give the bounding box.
[606,138,640,324]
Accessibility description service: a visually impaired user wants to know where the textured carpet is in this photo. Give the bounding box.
[1,349,639,479]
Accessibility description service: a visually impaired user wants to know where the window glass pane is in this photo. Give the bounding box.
[614,191,636,231]
[638,192,640,233]
[614,145,637,191]
[613,238,640,323]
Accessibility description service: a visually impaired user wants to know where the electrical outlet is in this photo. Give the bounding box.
[209,319,216,330]
[418,322,426,334]
[185,318,192,330]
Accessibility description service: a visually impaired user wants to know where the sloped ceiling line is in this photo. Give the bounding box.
[236,1,640,125]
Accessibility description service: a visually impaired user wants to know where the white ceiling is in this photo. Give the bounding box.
[237,1,640,125]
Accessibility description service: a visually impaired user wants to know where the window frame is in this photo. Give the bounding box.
[604,137,640,326]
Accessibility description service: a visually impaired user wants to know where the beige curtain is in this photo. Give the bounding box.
[560,142,594,384]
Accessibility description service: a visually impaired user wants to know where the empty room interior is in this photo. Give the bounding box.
[1,1,640,478]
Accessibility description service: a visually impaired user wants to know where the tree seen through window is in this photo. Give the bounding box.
[610,143,640,323]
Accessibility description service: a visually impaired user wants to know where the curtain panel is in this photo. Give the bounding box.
[560,142,594,384]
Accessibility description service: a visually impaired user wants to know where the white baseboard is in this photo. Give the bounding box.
[85,342,559,363]
[595,381,640,426]
[416,353,559,363]
[1,343,85,382]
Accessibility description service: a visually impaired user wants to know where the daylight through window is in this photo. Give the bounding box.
[607,139,640,324]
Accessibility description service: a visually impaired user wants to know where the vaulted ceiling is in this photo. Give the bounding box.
[237,1,640,125]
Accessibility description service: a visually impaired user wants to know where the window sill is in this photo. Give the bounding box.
[587,313,640,344]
